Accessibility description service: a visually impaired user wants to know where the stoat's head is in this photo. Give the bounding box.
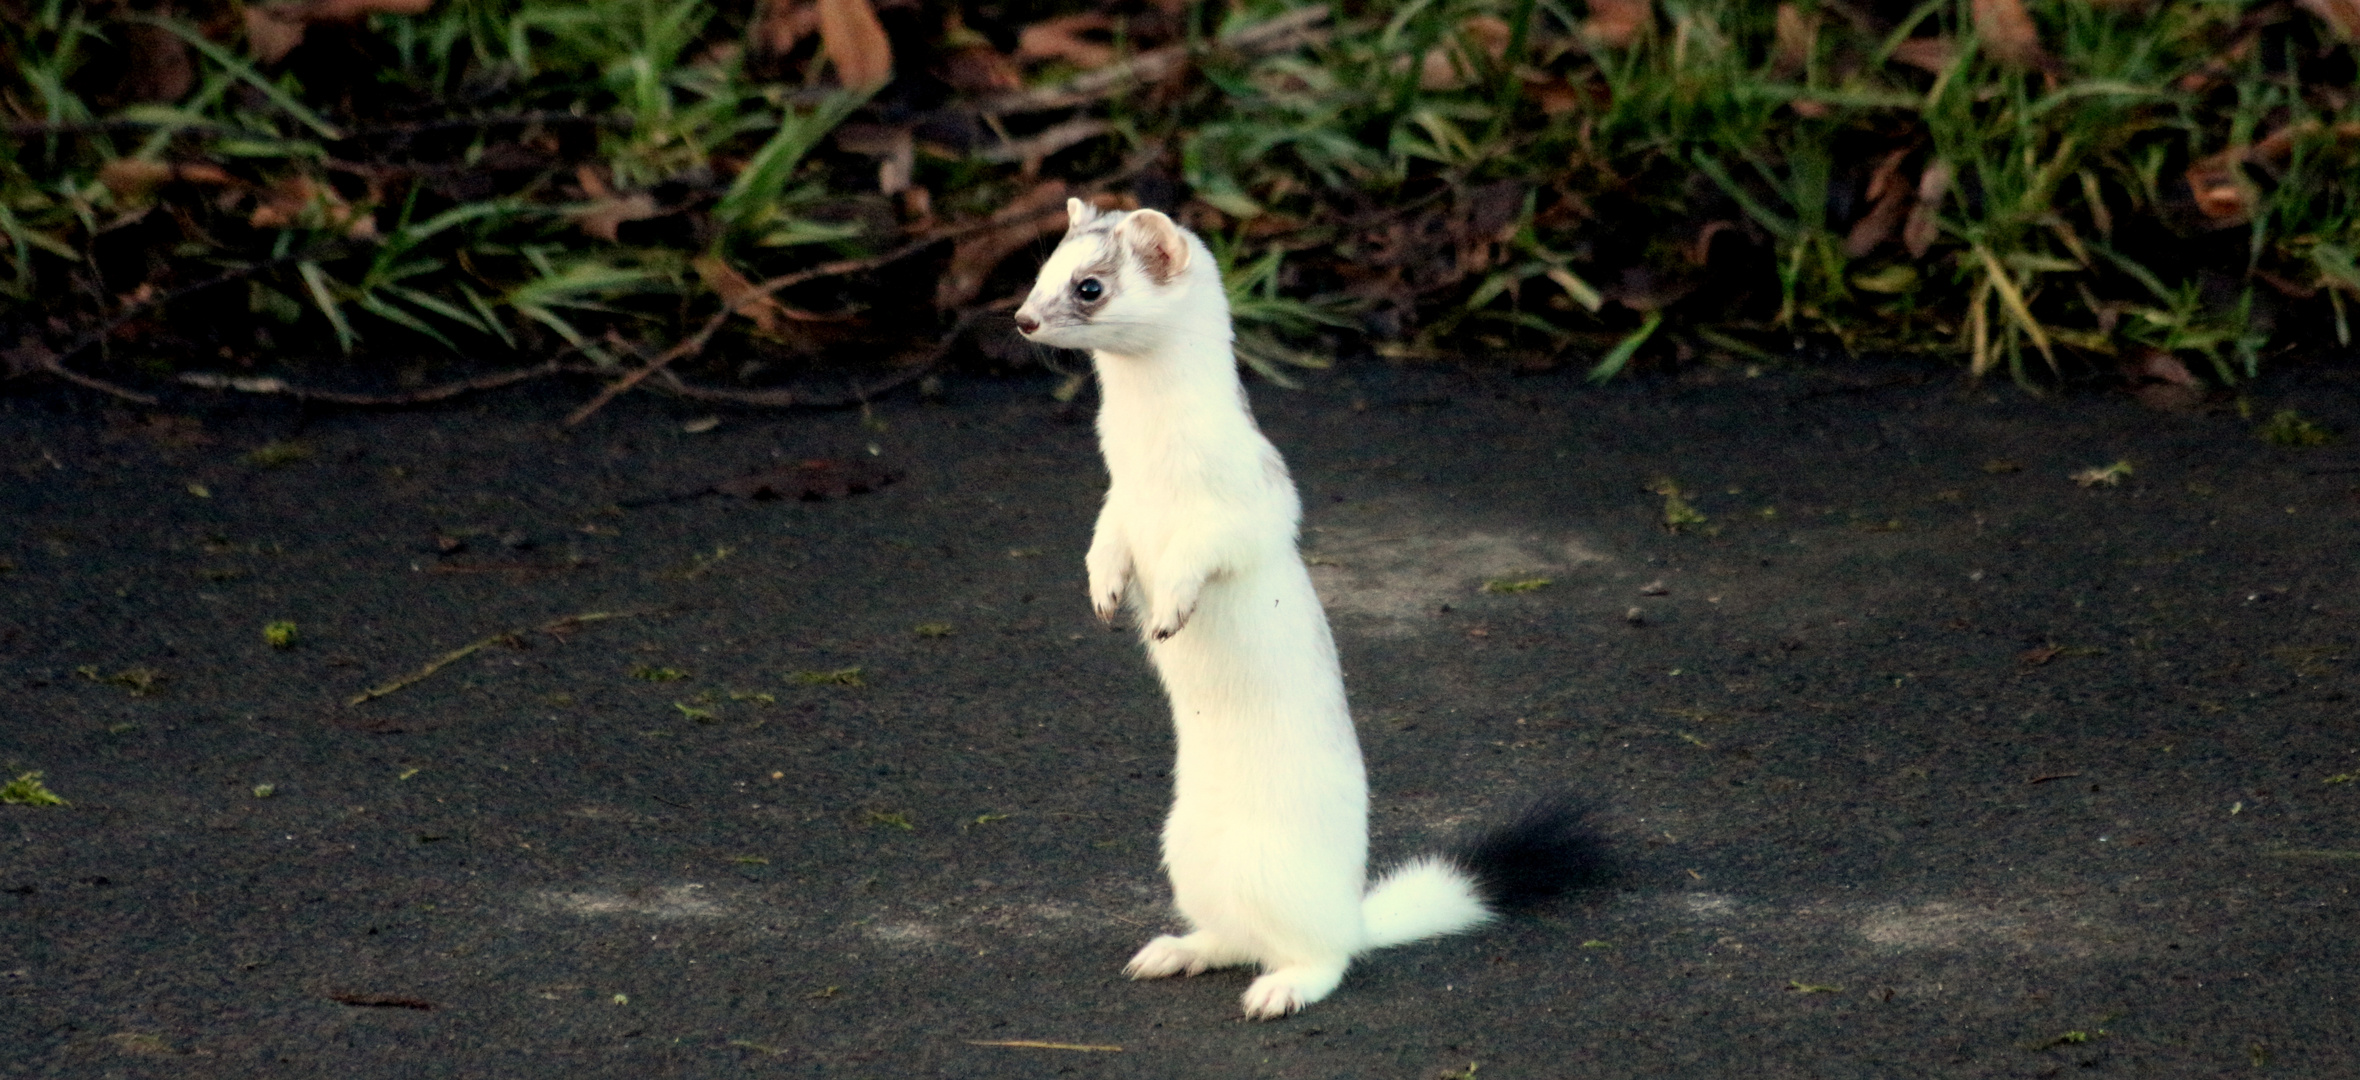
[1013,199,1222,355]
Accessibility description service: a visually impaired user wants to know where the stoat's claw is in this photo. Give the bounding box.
[1147,606,1190,641]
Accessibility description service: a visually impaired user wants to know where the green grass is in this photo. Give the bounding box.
[2,0,2356,400]
[1,770,67,805]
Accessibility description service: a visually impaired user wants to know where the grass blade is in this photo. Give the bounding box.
[297,261,358,352]
[1974,243,2055,372]
[1588,311,1662,383]
[132,16,345,139]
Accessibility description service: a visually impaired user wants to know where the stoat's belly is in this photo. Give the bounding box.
[1147,561,1359,759]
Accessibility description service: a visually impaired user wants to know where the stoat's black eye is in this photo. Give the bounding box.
[1074,277,1104,302]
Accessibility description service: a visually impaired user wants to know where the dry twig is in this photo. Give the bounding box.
[346,608,665,707]
[976,117,1116,165]
[180,361,571,405]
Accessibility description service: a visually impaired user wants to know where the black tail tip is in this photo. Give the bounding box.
[1449,793,1608,912]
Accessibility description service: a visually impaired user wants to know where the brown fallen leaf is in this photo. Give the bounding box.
[1888,36,1954,74]
[1843,149,1913,257]
[1971,0,2046,69]
[1585,0,1653,48]
[1461,15,1515,58]
[570,165,658,242]
[1019,13,1119,69]
[692,256,792,334]
[1603,264,1697,311]
[1903,160,1952,258]
[2251,120,2360,166]
[245,6,308,63]
[934,180,1071,310]
[1771,3,1816,79]
[2298,0,2360,41]
[1417,15,1513,90]
[715,459,901,500]
[940,44,1024,93]
[2185,150,2254,225]
[248,174,375,237]
[2020,644,2062,666]
[99,159,238,200]
[2252,123,2312,166]
[817,0,893,88]
[1845,190,1907,257]
[1529,75,1584,115]
[2123,348,2202,411]
[246,0,434,62]
[753,0,819,56]
[2130,348,2199,387]
[1864,145,1911,204]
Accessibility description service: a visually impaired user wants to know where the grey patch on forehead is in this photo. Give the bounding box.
[1077,244,1122,281]
[1052,219,1120,262]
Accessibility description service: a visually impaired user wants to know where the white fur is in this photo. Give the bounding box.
[1015,201,1496,1019]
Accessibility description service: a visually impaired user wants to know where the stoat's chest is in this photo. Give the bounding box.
[1101,420,1298,550]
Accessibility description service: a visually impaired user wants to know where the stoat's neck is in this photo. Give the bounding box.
[1090,272,1254,482]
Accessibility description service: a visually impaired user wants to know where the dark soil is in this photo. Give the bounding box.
[3,358,2357,1078]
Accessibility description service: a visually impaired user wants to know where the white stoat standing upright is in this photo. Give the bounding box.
[1014,199,1596,1020]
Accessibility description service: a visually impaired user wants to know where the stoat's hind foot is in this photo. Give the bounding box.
[1123,932,1245,979]
[1239,960,1348,1021]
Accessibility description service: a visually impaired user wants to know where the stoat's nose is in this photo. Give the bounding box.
[1013,311,1040,335]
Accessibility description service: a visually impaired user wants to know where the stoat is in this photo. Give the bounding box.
[1014,199,1596,1020]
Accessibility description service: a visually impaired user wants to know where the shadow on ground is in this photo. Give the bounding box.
[3,358,2356,1078]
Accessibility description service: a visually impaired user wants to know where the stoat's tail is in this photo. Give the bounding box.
[1360,795,1602,951]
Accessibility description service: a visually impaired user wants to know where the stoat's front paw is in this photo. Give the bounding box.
[1147,608,1192,641]
[1145,586,1199,641]
[1085,558,1129,626]
[1123,935,1211,980]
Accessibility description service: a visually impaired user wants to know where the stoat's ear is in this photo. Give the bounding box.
[1065,197,1098,231]
[1118,209,1191,285]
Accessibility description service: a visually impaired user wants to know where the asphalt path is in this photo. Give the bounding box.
[3,358,2356,1078]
